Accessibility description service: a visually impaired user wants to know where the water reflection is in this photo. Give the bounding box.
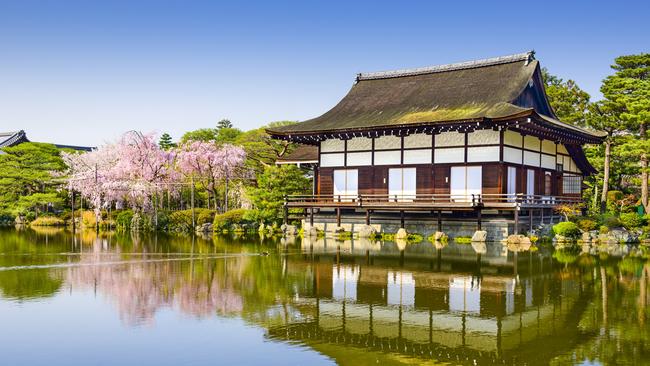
[0,228,648,365]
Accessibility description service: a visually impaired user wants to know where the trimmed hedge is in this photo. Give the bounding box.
[30,216,65,226]
[552,221,581,238]
[168,209,215,231]
[213,209,255,232]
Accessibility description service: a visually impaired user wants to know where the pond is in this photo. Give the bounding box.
[0,227,648,366]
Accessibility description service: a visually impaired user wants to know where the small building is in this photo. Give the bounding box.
[267,52,605,237]
[0,130,94,152]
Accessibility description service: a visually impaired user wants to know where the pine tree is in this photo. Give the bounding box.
[217,119,233,130]
[158,133,176,150]
[600,53,650,212]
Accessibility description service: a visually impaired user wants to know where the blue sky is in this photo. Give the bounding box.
[0,0,647,146]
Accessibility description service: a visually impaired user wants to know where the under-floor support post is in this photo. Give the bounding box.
[514,209,519,235]
[336,208,341,227]
[476,209,482,230]
[365,210,370,225]
[400,210,405,229]
[309,208,314,226]
[437,210,442,232]
[529,209,534,233]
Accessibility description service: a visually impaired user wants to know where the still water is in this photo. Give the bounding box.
[0,227,648,366]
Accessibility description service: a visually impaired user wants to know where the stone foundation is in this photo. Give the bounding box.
[302,213,516,241]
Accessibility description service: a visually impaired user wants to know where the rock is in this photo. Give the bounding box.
[358,225,377,238]
[608,228,638,243]
[434,231,447,241]
[507,234,525,244]
[471,241,487,254]
[471,230,487,242]
[395,239,408,251]
[258,223,266,233]
[581,232,592,241]
[395,228,408,240]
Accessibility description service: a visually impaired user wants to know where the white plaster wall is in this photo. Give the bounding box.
[435,132,465,147]
[503,147,522,164]
[347,152,372,166]
[434,148,464,163]
[524,135,540,151]
[403,149,432,164]
[321,139,345,152]
[541,140,556,155]
[404,133,432,148]
[504,130,523,147]
[347,137,372,151]
[374,135,401,150]
[541,154,556,170]
[374,150,401,165]
[523,151,541,167]
[468,129,499,145]
[320,153,345,167]
[467,146,499,162]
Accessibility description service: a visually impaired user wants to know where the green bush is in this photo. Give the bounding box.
[168,208,214,231]
[454,236,473,244]
[30,216,65,226]
[213,209,254,232]
[196,209,216,225]
[577,219,597,232]
[599,225,610,234]
[115,210,134,230]
[552,221,581,238]
[599,214,621,228]
[619,212,645,230]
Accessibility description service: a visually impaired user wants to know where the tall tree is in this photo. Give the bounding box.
[217,119,233,129]
[542,68,591,126]
[587,102,623,212]
[600,54,650,212]
[180,128,218,143]
[0,142,68,215]
[235,121,297,174]
[158,133,176,150]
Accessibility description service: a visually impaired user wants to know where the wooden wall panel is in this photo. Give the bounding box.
[319,168,333,196]
[358,166,374,195]
[416,166,434,195]
[482,164,501,195]
[373,167,388,195]
[433,166,450,194]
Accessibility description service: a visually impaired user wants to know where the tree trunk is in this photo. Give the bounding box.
[641,122,648,213]
[224,176,229,213]
[600,139,611,213]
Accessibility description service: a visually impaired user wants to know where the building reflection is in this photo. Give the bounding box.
[265,237,591,363]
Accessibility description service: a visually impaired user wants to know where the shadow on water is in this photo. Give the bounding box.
[0,227,648,365]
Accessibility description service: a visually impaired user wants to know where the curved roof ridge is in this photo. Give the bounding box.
[357,51,535,81]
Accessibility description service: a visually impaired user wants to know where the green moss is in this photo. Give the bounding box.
[397,104,488,123]
[454,236,473,244]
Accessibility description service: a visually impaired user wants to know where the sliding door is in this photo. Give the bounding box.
[333,169,358,202]
[507,166,517,201]
[388,168,416,202]
[450,166,482,202]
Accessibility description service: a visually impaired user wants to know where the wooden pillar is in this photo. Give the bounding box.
[437,210,442,232]
[400,210,405,229]
[365,210,370,225]
[336,207,341,227]
[529,209,534,233]
[476,209,482,230]
[540,208,544,225]
[309,208,314,226]
[514,208,519,235]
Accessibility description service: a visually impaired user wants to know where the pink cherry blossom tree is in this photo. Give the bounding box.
[176,141,246,211]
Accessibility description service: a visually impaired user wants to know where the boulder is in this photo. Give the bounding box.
[358,224,377,238]
[581,232,592,241]
[471,230,487,242]
[434,231,447,241]
[395,228,409,240]
[608,228,638,243]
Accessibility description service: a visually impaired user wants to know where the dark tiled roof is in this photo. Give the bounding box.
[267,52,603,140]
[0,130,29,148]
[276,145,318,163]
